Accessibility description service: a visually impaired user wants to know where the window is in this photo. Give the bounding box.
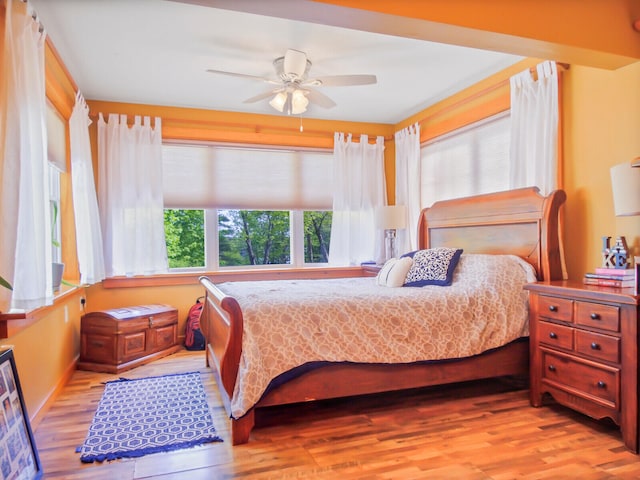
[303,211,331,263]
[162,144,333,270]
[164,208,332,269]
[164,209,205,269]
[48,166,61,263]
[420,113,510,207]
[46,102,66,264]
[219,210,290,266]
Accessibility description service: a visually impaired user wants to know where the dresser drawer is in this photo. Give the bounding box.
[575,330,620,364]
[538,321,574,351]
[541,350,619,408]
[538,295,573,323]
[575,301,620,332]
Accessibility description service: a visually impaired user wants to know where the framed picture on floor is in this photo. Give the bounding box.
[0,347,42,479]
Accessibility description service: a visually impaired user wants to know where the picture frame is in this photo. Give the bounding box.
[0,347,42,479]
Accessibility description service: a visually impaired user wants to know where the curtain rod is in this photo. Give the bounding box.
[87,111,393,141]
[415,61,569,130]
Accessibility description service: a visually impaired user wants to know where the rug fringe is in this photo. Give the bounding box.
[80,435,223,463]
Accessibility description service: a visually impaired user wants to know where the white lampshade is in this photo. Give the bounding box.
[610,162,640,216]
[375,205,407,230]
[269,92,287,112]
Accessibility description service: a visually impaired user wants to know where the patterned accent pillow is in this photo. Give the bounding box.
[403,247,463,287]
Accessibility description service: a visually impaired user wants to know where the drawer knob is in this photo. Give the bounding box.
[149,316,154,328]
[590,313,600,320]
[548,365,556,372]
[597,381,606,389]
[549,332,558,339]
[590,342,600,350]
[548,305,558,312]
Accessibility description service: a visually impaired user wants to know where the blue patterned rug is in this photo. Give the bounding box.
[78,371,222,463]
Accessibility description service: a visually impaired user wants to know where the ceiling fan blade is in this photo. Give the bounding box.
[243,88,282,104]
[283,49,308,77]
[305,89,336,109]
[305,74,377,87]
[206,69,279,84]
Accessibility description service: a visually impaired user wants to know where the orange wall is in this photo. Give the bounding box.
[562,62,640,278]
[6,290,84,427]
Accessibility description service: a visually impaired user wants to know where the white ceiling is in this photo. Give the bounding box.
[30,0,523,124]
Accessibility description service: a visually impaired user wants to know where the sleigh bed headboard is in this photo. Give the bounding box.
[417,187,566,282]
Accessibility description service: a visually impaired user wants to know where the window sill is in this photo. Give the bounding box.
[0,284,84,338]
[102,266,369,288]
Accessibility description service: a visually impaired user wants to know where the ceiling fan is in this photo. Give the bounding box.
[206,49,377,115]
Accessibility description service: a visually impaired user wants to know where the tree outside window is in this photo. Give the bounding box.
[164,209,332,269]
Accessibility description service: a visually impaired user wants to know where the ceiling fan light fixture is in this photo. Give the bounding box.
[291,89,309,115]
[269,91,287,112]
[207,48,376,114]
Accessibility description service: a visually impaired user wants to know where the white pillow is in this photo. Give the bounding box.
[376,257,413,287]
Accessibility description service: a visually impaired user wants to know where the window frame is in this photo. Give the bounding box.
[162,141,333,273]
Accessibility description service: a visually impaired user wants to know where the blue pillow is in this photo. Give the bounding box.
[403,247,463,287]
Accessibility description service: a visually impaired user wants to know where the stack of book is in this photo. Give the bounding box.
[583,267,635,287]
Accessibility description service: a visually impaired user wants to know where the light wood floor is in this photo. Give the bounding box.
[34,349,640,479]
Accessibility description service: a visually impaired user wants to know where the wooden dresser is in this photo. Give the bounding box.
[79,304,180,374]
[525,281,640,452]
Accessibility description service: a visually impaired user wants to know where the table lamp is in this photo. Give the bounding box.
[610,160,640,294]
[375,205,407,263]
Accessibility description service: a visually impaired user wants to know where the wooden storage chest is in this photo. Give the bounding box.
[79,304,180,373]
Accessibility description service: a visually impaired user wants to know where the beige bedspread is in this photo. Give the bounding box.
[217,254,537,418]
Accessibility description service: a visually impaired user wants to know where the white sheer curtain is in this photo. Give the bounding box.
[510,60,559,195]
[0,0,51,311]
[395,123,421,254]
[328,133,386,266]
[69,93,105,284]
[98,113,168,277]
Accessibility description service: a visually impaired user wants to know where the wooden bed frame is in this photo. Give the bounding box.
[199,186,566,444]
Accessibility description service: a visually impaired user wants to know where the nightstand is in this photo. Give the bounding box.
[525,281,640,452]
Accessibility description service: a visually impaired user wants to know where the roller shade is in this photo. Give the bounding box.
[162,144,333,210]
[420,113,510,207]
[46,102,67,172]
